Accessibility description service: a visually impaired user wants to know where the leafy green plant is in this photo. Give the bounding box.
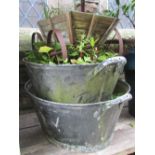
[122,0,135,28]
[26,34,118,65]
[103,0,135,28]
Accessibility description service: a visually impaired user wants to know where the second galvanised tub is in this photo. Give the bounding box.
[25,80,132,152]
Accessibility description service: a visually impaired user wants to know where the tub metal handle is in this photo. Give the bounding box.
[31,32,44,51]
[87,56,127,78]
[105,93,132,108]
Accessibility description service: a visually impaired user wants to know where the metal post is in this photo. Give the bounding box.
[81,0,85,12]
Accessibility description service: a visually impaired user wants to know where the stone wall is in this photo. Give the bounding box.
[74,0,107,13]
[48,0,75,12]
[48,0,108,13]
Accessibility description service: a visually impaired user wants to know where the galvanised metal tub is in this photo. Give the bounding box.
[24,56,126,103]
[25,80,132,152]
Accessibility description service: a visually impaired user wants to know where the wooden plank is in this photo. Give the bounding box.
[37,11,118,44]
[87,14,96,38]
[20,126,48,148]
[94,23,109,30]
[19,112,39,129]
[95,16,114,25]
[97,18,119,45]
[71,11,93,21]
[66,12,74,43]
[72,21,90,29]
[99,128,135,155]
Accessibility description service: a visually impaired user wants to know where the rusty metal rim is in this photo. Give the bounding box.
[25,80,131,107]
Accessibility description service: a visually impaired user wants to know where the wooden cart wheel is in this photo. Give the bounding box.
[114,28,124,55]
[47,29,68,59]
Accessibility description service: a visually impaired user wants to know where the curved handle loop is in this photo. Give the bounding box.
[105,93,132,108]
[87,56,127,79]
[31,32,44,51]
[47,29,68,60]
[114,28,124,55]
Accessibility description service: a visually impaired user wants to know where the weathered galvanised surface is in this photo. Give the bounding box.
[25,80,132,152]
[24,56,126,103]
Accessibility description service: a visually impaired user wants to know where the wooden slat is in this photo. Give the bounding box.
[71,12,118,44]
[93,23,109,30]
[19,111,39,129]
[66,12,74,43]
[71,11,93,21]
[37,11,118,45]
[87,14,96,38]
[97,18,119,45]
[20,126,48,148]
[97,128,135,155]
[72,21,90,29]
[95,16,114,25]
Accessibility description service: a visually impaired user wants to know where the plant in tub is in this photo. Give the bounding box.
[103,0,135,28]
[24,28,127,103]
[26,33,118,65]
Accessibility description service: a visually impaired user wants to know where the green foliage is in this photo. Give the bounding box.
[129,121,135,128]
[97,51,118,62]
[116,0,120,6]
[53,42,61,51]
[121,0,135,28]
[103,0,135,28]
[122,4,130,15]
[33,41,46,50]
[77,34,88,51]
[84,56,92,63]
[97,55,107,62]
[76,57,86,64]
[39,46,53,53]
[26,34,118,65]
[89,37,98,48]
[103,10,117,18]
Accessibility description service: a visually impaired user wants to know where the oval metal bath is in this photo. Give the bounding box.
[25,80,132,152]
[24,56,126,103]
